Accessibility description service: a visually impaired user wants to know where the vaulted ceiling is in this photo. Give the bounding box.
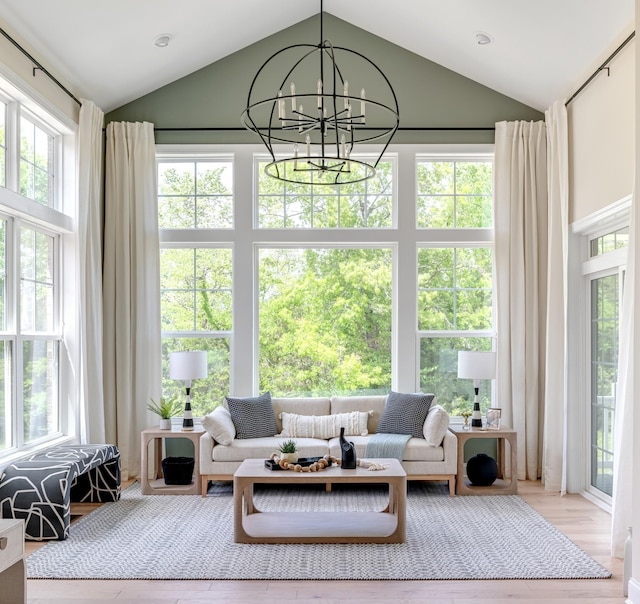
[0,0,634,113]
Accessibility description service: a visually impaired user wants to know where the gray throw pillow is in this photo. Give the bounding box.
[377,391,435,438]
[226,392,276,439]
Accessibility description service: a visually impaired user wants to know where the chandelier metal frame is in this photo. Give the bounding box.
[241,1,399,185]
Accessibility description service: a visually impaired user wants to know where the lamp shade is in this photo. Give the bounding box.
[169,351,208,381]
[457,351,496,380]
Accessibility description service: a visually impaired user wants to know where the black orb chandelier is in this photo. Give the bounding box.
[241,0,399,185]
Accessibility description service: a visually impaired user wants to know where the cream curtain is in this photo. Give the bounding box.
[494,120,548,481]
[77,100,106,443]
[611,191,636,556]
[103,122,161,480]
[542,101,569,493]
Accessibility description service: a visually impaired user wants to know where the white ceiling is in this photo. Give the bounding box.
[0,0,634,113]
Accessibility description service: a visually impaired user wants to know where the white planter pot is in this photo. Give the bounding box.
[159,418,172,430]
[280,452,298,463]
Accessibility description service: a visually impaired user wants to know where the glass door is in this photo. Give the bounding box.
[589,272,620,497]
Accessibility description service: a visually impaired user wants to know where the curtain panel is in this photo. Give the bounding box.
[494,120,549,482]
[77,100,106,443]
[542,101,569,493]
[611,192,636,556]
[103,121,162,480]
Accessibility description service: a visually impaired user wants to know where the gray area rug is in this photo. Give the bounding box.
[26,481,612,580]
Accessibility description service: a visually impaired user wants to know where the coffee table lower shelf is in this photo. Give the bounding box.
[233,458,407,544]
[241,511,399,544]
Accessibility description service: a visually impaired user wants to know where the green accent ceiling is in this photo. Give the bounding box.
[105,13,543,145]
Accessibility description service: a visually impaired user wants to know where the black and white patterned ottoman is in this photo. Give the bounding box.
[0,444,121,540]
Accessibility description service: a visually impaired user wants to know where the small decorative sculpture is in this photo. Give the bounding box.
[339,426,357,469]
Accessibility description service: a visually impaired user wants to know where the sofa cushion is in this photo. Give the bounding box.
[226,392,277,439]
[211,436,329,462]
[423,405,450,446]
[272,397,331,433]
[202,406,236,445]
[278,410,371,439]
[377,391,435,438]
[331,395,386,433]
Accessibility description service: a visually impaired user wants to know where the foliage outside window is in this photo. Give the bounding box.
[158,158,234,416]
[258,247,392,396]
[257,159,393,228]
[417,157,494,416]
[158,160,233,229]
[20,115,54,206]
[20,227,59,444]
[589,227,629,257]
[417,159,492,228]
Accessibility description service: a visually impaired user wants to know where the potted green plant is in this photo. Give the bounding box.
[147,394,182,429]
[277,439,298,463]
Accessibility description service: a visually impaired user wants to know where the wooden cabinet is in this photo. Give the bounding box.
[0,519,26,604]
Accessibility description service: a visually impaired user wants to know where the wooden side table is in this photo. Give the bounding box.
[0,519,26,604]
[448,425,518,495]
[141,426,204,495]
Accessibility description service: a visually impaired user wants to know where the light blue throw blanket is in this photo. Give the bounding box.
[364,433,411,461]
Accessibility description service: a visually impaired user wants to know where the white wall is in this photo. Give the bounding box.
[569,34,635,223]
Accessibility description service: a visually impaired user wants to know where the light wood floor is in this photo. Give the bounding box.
[25,480,625,603]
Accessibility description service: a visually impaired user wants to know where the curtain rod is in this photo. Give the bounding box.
[565,31,635,106]
[153,126,496,132]
[0,25,82,106]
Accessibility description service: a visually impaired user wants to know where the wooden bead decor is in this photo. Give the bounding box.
[269,453,340,472]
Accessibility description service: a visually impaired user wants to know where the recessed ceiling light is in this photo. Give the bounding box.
[154,34,171,48]
[475,32,492,45]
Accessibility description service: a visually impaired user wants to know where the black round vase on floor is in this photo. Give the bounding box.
[466,453,498,486]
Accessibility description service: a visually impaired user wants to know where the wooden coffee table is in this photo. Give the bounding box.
[233,458,407,544]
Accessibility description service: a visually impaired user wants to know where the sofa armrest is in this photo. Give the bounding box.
[200,431,215,465]
[441,429,458,473]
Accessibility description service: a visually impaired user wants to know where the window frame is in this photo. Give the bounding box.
[0,69,75,459]
[157,143,495,411]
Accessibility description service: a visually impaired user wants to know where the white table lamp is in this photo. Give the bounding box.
[457,351,496,428]
[170,351,208,431]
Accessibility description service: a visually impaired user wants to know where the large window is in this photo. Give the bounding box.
[416,157,494,415]
[158,145,494,416]
[158,156,233,415]
[0,75,71,455]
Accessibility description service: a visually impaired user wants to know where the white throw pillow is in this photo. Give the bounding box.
[202,406,236,446]
[279,411,371,439]
[422,405,450,446]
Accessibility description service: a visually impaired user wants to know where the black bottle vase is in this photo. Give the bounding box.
[339,427,357,469]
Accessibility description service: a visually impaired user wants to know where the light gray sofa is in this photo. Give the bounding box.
[199,395,457,496]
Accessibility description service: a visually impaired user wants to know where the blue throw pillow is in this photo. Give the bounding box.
[226,392,276,439]
[377,391,435,438]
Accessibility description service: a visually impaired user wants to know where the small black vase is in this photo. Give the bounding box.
[339,427,357,469]
[466,453,498,486]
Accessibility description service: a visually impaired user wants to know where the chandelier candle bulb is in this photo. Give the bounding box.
[278,91,284,119]
[317,79,322,109]
[293,143,298,169]
[290,82,296,110]
[343,80,349,108]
